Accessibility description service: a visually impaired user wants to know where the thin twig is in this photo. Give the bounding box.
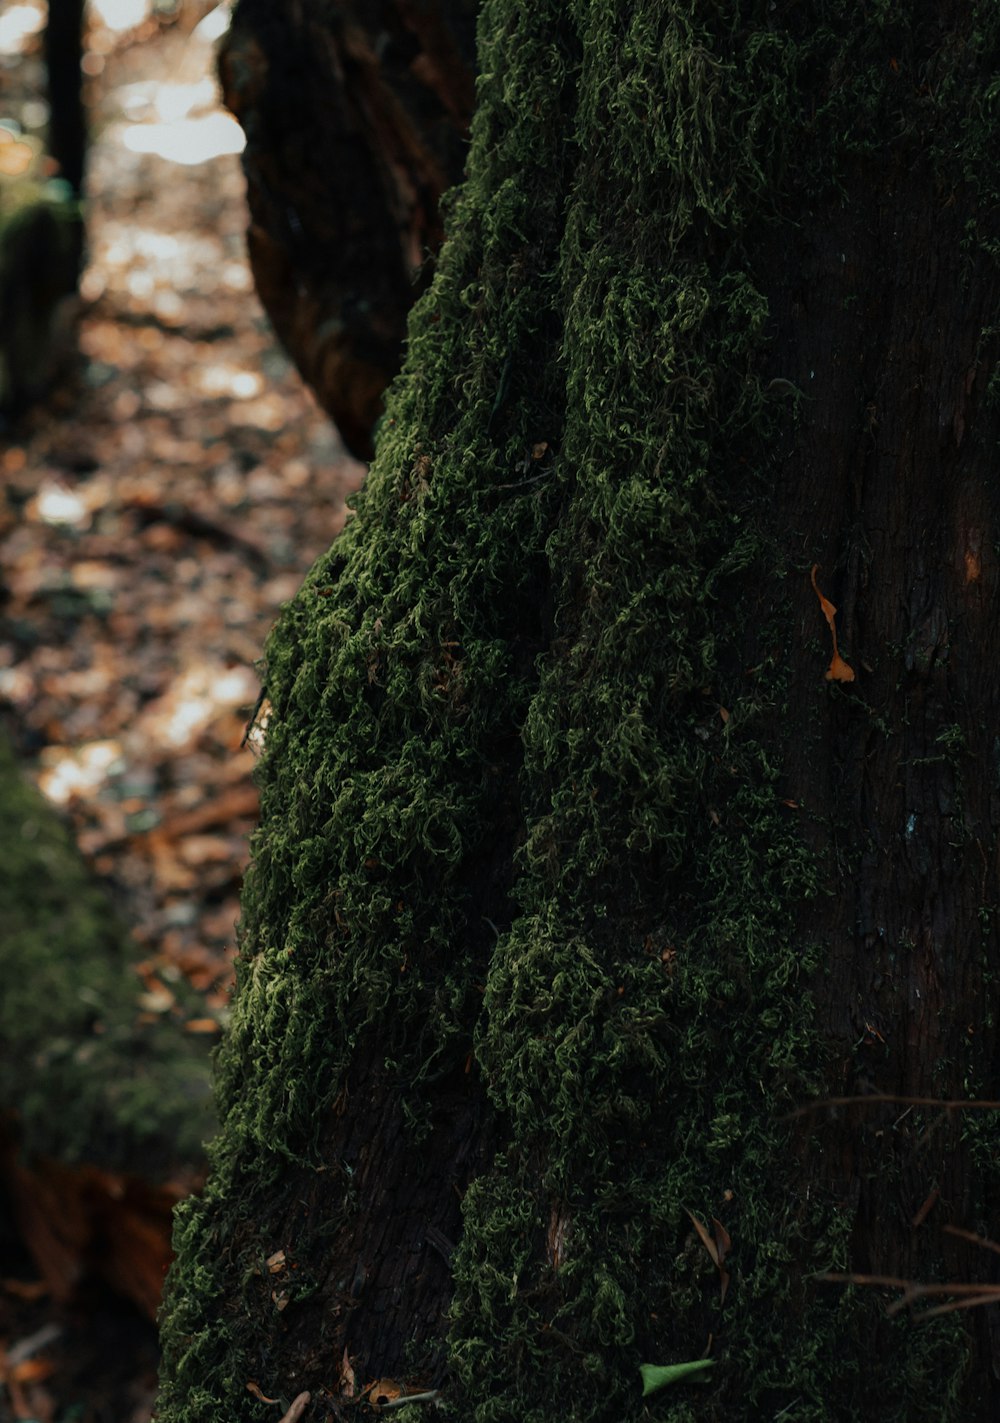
[279,1392,311,1423]
[943,1224,1000,1258]
[786,1094,1000,1120]
[823,1272,1000,1297]
[379,1392,440,1409]
[917,1292,1000,1319]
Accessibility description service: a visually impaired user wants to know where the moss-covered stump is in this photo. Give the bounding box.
[159,3,1000,1420]
[0,733,213,1315]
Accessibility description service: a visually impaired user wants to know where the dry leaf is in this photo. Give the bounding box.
[184,1017,221,1033]
[246,1381,280,1404]
[687,1211,733,1304]
[810,565,856,682]
[364,1378,403,1405]
[825,651,856,683]
[266,1250,286,1274]
[339,1345,356,1396]
[686,1210,719,1267]
[712,1217,731,1263]
[10,1357,57,1385]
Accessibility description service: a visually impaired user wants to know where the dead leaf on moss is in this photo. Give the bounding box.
[246,1382,279,1404]
[687,1209,732,1304]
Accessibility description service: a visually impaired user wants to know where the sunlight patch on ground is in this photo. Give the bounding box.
[33,482,91,529]
[90,0,153,33]
[153,77,219,122]
[198,364,264,400]
[0,2,43,57]
[130,662,260,752]
[38,740,122,805]
[122,111,245,165]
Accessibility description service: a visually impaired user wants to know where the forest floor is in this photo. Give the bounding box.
[1,4,363,1418]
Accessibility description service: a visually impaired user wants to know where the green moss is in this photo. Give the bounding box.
[0,734,213,1169]
[159,4,1000,1421]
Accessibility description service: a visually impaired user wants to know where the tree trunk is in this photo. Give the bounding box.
[45,0,87,196]
[159,3,1000,1419]
[218,0,477,459]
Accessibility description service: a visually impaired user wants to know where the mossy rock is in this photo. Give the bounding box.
[0,732,213,1173]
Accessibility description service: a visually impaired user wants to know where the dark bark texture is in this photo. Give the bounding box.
[218,0,477,458]
[160,4,1000,1421]
[45,0,87,196]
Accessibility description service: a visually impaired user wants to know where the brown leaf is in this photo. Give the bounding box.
[825,651,856,683]
[712,1217,732,1264]
[811,565,856,683]
[364,1378,403,1406]
[338,1346,356,1396]
[246,1382,280,1404]
[686,1209,719,1267]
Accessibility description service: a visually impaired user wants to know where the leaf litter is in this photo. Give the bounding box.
[0,3,363,1419]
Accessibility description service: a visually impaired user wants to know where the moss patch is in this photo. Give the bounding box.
[0,733,212,1171]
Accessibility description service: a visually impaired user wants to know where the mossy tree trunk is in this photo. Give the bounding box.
[158,3,1000,1420]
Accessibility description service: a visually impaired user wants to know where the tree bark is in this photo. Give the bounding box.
[45,0,87,196]
[159,3,1000,1419]
[218,0,477,459]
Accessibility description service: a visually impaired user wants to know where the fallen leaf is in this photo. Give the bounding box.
[811,565,856,682]
[246,1382,279,1404]
[686,1209,719,1266]
[363,1378,403,1405]
[10,1357,57,1384]
[184,1017,221,1033]
[339,1346,356,1396]
[825,651,856,683]
[687,1210,732,1303]
[712,1217,732,1264]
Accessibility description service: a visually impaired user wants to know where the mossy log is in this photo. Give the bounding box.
[0,734,213,1316]
[218,0,477,460]
[160,3,1000,1419]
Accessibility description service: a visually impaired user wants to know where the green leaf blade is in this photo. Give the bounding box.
[640,1360,715,1396]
